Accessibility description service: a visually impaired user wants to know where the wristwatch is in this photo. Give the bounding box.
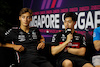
[42,41,45,43]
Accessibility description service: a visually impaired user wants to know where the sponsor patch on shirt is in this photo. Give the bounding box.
[5,29,12,35]
[32,30,37,39]
[61,34,66,41]
[18,35,26,42]
[74,36,80,40]
[52,34,57,42]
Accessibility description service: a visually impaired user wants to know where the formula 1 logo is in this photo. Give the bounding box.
[41,0,63,10]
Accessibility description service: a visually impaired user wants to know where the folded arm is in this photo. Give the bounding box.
[67,47,86,56]
[51,34,73,56]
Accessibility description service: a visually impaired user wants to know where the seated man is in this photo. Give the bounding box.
[4,8,53,67]
[51,12,93,67]
[92,26,100,67]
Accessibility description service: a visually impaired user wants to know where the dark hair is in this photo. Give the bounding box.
[19,8,33,16]
[64,12,77,21]
[0,27,6,44]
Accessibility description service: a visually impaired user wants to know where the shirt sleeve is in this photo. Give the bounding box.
[5,29,14,43]
[93,28,100,41]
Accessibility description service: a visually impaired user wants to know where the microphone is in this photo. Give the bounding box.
[64,28,72,37]
[65,28,71,34]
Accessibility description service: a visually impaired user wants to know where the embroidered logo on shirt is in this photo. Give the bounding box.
[74,36,80,40]
[52,34,57,42]
[18,35,26,42]
[18,31,26,42]
[19,31,24,35]
[32,30,37,39]
[5,29,12,35]
[83,37,86,46]
[61,34,66,41]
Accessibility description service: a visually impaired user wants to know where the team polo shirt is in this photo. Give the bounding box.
[51,30,86,58]
[5,27,41,60]
[93,27,100,54]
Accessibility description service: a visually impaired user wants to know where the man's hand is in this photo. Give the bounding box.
[37,42,45,50]
[66,33,73,43]
[13,45,25,52]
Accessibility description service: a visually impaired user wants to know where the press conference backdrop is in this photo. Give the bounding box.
[23,0,100,42]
